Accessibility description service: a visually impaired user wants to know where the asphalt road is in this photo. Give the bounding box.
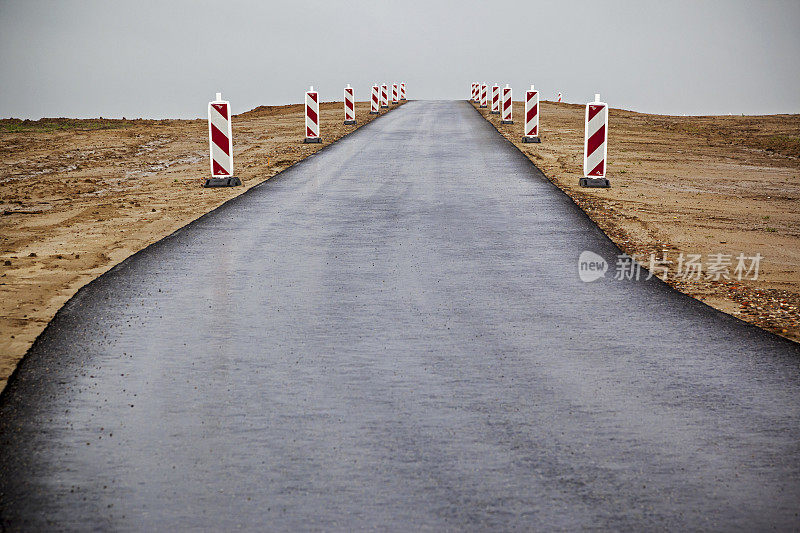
[1,101,799,531]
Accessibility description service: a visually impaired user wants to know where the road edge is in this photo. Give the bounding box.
[467,100,800,347]
[0,101,410,396]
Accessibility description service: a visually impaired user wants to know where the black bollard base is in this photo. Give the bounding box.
[579,177,611,188]
[203,176,242,188]
[344,120,356,125]
[304,137,322,144]
[501,120,514,124]
[522,136,541,143]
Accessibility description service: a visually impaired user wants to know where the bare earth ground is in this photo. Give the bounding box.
[0,101,404,391]
[475,100,800,344]
[1,100,798,392]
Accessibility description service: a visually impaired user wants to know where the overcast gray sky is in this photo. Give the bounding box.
[1,0,798,119]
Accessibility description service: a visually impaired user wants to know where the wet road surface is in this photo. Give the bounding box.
[1,101,799,530]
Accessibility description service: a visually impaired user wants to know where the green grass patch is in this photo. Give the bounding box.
[0,117,161,133]
[757,135,800,157]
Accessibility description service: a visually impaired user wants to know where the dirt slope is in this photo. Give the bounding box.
[0,101,404,391]
[2,99,797,392]
[475,100,800,343]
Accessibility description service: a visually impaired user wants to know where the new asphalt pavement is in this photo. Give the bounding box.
[1,101,798,530]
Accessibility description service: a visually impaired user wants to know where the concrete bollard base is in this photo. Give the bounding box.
[203,176,242,188]
[522,136,541,143]
[304,137,322,144]
[579,177,610,188]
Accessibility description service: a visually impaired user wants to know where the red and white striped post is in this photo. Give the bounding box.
[304,86,321,144]
[522,84,540,143]
[204,92,241,187]
[580,94,610,188]
[391,82,399,104]
[370,84,380,114]
[343,84,356,125]
[480,83,488,108]
[501,84,513,124]
[471,82,478,102]
[490,83,500,114]
[557,92,562,103]
[400,82,406,101]
[380,83,389,108]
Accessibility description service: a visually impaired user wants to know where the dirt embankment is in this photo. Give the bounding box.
[1,99,797,392]
[475,100,800,343]
[0,100,404,391]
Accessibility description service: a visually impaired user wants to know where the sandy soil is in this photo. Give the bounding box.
[474,100,800,344]
[0,100,404,391]
[2,99,798,392]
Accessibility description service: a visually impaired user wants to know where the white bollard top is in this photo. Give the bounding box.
[346,83,351,89]
[216,92,222,101]
[309,86,314,92]
[530,85,535,91]
[595,94,601,102]
[505,84,510,89]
